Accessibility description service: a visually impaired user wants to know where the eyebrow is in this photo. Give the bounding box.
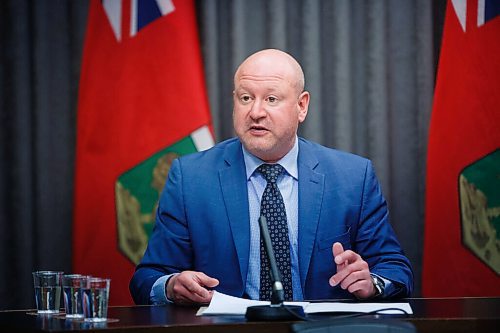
[234,85,285,96]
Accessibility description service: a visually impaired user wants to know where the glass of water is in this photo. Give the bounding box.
[83,277,110,322]
[62,274,87,318]
[32,271,63,314]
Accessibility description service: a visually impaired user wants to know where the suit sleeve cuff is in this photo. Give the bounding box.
[150,273,177,304]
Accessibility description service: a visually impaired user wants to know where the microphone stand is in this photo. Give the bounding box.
[245,216,306,321]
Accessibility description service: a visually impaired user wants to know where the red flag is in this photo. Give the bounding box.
[73,0,213,305]
[422,0,500,296]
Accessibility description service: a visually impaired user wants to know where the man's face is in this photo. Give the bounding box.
[233,57,309,162]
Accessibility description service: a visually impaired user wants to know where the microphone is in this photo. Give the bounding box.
[245,216,305,321]
[260,215,284,305]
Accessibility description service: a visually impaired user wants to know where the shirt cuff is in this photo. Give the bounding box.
[150,273,177,304]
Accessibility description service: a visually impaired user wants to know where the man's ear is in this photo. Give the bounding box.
[297,91,310,123]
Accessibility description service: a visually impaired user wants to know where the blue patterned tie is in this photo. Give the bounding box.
[258,163,293,301]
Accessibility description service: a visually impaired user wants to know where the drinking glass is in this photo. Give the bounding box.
[62,274,87,318]
[32,271,63,314]
[83,277,110,322]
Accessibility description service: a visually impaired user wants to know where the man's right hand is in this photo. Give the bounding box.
[166,271,219,305]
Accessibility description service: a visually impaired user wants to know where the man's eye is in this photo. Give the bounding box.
[267,96,278,103]
[241,95,251,103]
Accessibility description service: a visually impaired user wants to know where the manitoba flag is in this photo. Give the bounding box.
[73,0,213,305]
[422,0,500,296]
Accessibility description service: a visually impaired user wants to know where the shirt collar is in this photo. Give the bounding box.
[242,137,299,180]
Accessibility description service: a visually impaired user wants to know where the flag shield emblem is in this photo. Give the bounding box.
[115,131,210,265]
[459,149,500,274]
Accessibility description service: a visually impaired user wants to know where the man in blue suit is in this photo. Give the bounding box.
[130,49,413,305]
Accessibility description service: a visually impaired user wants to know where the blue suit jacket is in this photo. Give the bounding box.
[130,138,413,304]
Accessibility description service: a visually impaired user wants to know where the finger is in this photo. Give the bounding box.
[332,242,348,276]
[334,249,361,265]
[182,277,212,299]
[340,269,369,290]
[329,262,353,286]
[173,272,212,300]
[175,283,212,304]
[189,289,214,304]
[346,279,370,295]
[175,292,206,305]
[196,272,220,288]
[170,283,192,303]
[332,242,344,257]
[172,287,194,304]
[329,274,337,287]
[189,273,219,299]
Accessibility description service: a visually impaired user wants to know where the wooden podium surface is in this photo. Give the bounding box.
[1,297,498,333]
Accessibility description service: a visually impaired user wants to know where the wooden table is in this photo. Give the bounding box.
[1,297,498,332]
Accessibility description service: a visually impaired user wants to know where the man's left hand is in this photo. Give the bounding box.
[329,242,376,299]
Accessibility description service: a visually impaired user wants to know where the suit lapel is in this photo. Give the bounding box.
[297,140,324,289]
[219,140,250,285]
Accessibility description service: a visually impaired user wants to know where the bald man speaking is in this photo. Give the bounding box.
[129,49,413,305]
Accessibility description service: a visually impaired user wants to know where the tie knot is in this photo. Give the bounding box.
[257,164,284,184]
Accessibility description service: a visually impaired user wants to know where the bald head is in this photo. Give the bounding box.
[232,49,310,162]
[234,49,305,95]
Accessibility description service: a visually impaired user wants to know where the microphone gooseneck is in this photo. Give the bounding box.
[258,215,285,305]
[245,216,306,321]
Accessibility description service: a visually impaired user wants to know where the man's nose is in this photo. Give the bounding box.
[249,99,266,119]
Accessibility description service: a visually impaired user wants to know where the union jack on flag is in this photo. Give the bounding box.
[102,0,175,41]
[451,0,500,31]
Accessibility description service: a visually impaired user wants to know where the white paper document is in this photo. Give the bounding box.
[198,291,412,316]
[305,302,413,315]
[199,291,309,315]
